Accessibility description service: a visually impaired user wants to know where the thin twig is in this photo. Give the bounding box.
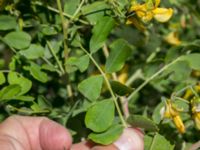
[71,0,85,20]
[80,45,128,128]
[103,44,129,118]
[125,69,143,86]
[127,58,180,102]
[32,1,89,25]
[56,0,69,60]
[42,57,62,75]
[149,133,157,150]
[46,41,65,74]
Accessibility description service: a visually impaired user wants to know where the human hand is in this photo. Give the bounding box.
[0,115,144,150]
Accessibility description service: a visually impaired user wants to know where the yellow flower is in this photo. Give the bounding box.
[191,98,200,129]
[182,84,200,100]
[127,0,173,30]
[192,70,200,78]
[129,0,173,23]
[118,65,129,84]
[153,8,173,23]
[164,31,181,46]
[164,99,185,133]
[129,3,153,23]
[193,112,200,130]
[126,17,146,31]
[173,115,185,134]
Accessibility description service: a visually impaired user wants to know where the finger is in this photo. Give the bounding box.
[39,118,72,150]
[91,128,144,150]
[0,115,72,150]
[0,115,34,150]
[91,145,116,150]
[70,141,94,150]
[0,134,25,150]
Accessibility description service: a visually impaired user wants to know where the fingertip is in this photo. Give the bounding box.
[91,145,116,150]
[39,119,72,150]
[70,141,94,150]
[113,128,144,150]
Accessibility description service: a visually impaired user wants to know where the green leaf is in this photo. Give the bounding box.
[146,133,174,150]
[72,100,92,117]
[88,124,123,145]
[4,31,31,49]
[165,61,192,81]
[85,99,115,132]
[20,44,45,59]
[9,56,17,71]
[64,0,80,15]
[90,16,115,53]
[0,84,21,101]
[78,75,103,101]
[110,80,133,96]
[81,1,110,24]
[8,72,32,95]
[180,53,200,70]
[0,72,6,85]
[37,95,52,110]
[44,40,61,59]
[66,55,90,72]
[144,135,153,150]
[41,64,57,72]
[105,39,133,73]
[41,26,58,36]
[0,15,17,30]
[14,95,35,102]
[127,115,158,131]
[152,101,165,124]
[24,63,48,83]
[31,102,41,111]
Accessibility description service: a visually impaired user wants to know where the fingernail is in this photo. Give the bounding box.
[114,128,144,150]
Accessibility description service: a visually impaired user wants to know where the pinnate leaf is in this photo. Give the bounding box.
[85,99,115,132]
[90,16,115,53]
[105,39,133,73]
[78,75,103,101]
[127,115,158,131]
[4,31,31,49]
[88,124,123,145]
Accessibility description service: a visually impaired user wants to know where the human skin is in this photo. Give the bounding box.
[0,115,144,150]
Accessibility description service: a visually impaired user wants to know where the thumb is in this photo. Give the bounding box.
[39,118,72,150]
[0,134,25,150]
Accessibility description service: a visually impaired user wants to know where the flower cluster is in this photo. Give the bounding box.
[164,99,185,133]
[127,0,173,31]
[163,84,200,133]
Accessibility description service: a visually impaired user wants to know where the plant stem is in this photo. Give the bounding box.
[103,44,129,118]
[190,86,199,98]
[127,58,180,102]
[80,45,128,128]
[56,0,69,60]
[149,133,157,150]
[6,105,50,114]
[32,1,89,25]
[54,1,74,99]
[125,69,143,86]
[42,57,62,75]
[47,41,65,75]
[71,0,85,20]
[109,0,125,18]
[172,96,190,104]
